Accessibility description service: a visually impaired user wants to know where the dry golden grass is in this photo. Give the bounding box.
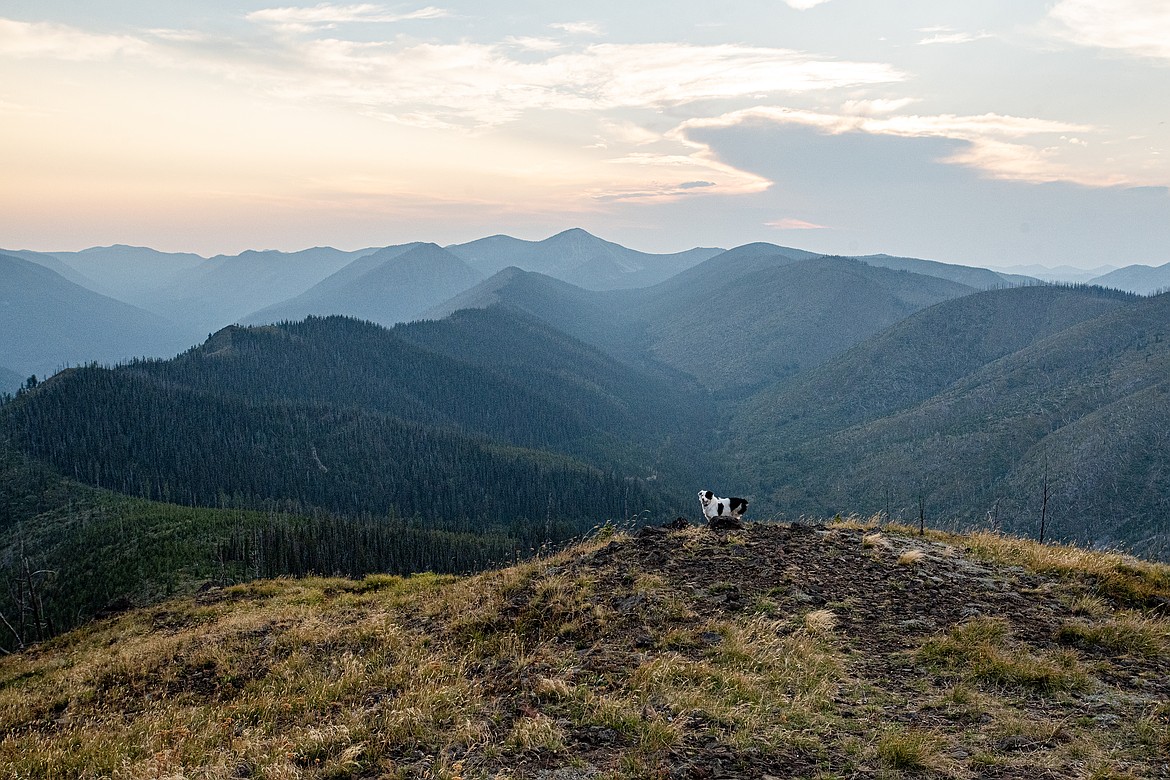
[827,513,883,531]
[628,615,842,753]
[897,549,926,566]
[2,521,1167,779]
[803,609,838,636]
[961,531,1170,606]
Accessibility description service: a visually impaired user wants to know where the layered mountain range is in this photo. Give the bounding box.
[1,229,1167,650]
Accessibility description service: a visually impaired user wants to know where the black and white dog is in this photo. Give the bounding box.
[698,490,749,522]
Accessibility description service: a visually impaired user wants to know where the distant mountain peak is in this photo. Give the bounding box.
[549,227,597,239]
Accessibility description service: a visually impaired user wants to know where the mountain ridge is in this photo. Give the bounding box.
[0,252,188,378]
[242,243,482,328]
[446,227,724,290]
[1,519,1166,778]
[732,289,1170,560]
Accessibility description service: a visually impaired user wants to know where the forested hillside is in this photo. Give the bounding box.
[727,287,1169,560]
[0,311,696,532]
[0,448,549,652]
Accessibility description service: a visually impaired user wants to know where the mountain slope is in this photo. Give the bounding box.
[0,446,548,652]
[428,250,979,393]
[0,248,99,289]
[156,246,377,334]
[737,292,1170,558]
[731,285,1138,449]
[243,243,483,328]
[1089,261,1170,295]
[446,228,722,290]
[2,521,1166,778]
[633,254,977,390]
[0,253,188,377]
[37,245,207,305]
[0,311,703,527]
[853,252,1030,288]
[422,267,645,362]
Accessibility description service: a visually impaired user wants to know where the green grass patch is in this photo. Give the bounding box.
[919,617,1091,693]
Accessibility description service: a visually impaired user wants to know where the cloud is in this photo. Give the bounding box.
[590,179,724,202]
[840,98,916,115]
[1047,0,1170,60]
[504,36,563,52]
[683,119,1170,266]
[674,106,1108,185]
[917,30,993,46]
[247,4,450,26]
[0,14,902,131]
[549,21,603,36]
[205,37,903,129]
[0,18,150,60]
[783,0,833,9]
[766,217,827,229]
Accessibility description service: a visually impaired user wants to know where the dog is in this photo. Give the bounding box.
[698,490,749,522]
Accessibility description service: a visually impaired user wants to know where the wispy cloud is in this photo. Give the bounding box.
[591,179,729,202]
[504,36,563,52]
[1047,0,1170,60]
[550,21,603,36]
[0,18,150,60]
[783,0,833,10]
[917,29,993,46]
[767,217,828,229]
[247,4,450,26]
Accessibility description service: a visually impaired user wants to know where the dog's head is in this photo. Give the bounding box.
[697,489,714,508]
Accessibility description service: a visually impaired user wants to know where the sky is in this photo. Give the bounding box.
[1,0,1168,269]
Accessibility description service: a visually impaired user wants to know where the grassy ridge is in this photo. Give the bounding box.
[2,521,1167,779]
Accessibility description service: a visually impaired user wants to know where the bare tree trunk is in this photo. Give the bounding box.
[1039,454,1050,544]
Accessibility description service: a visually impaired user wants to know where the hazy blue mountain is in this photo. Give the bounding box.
[247,243,423,316]
[991,263,1117,284]
[640,242,819,296]
[446,228,722,290]
[0,249,99,289]
[38,245,207,305]
[0,253,188,378]
[732,290,1169,560]
[851,253,1032,288]
[422,267,643,361]
[157,246,379,335]
[428,246,979,392]
[0,365,22,395]
[630,252,977,390]
[243,243,483,328]
[1088,261,1170,295]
